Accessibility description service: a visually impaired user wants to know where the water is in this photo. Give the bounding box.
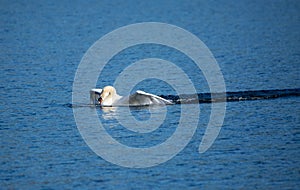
[1,0,300,189]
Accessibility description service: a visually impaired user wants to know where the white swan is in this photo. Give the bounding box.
[90,86,173,106]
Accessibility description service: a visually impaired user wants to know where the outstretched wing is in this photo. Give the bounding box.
[90,88,102,105]
[128,90,173,106]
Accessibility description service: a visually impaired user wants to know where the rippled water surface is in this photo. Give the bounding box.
[1,0,300,189]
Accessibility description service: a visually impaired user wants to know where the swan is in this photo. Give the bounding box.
[90,86,173,106]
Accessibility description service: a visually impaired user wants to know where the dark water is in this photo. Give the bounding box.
[1,0,300,189]
[160,88,300,104]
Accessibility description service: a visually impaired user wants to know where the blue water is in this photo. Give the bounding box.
[1,0,300,189]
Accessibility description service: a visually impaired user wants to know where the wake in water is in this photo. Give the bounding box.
[160,88,300,104]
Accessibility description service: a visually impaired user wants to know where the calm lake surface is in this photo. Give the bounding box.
[1,0,299,189]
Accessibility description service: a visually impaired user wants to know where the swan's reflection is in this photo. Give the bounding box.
[99,106,168,133]
[101,106,118,120]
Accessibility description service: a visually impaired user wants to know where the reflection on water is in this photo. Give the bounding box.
[99,105,168,134]
[101,106,118,120]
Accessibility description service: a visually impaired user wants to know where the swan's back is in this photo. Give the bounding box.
[127,90,173,106]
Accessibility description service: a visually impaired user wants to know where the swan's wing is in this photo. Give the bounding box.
[90,88,102,104]
[128,90,173,106]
